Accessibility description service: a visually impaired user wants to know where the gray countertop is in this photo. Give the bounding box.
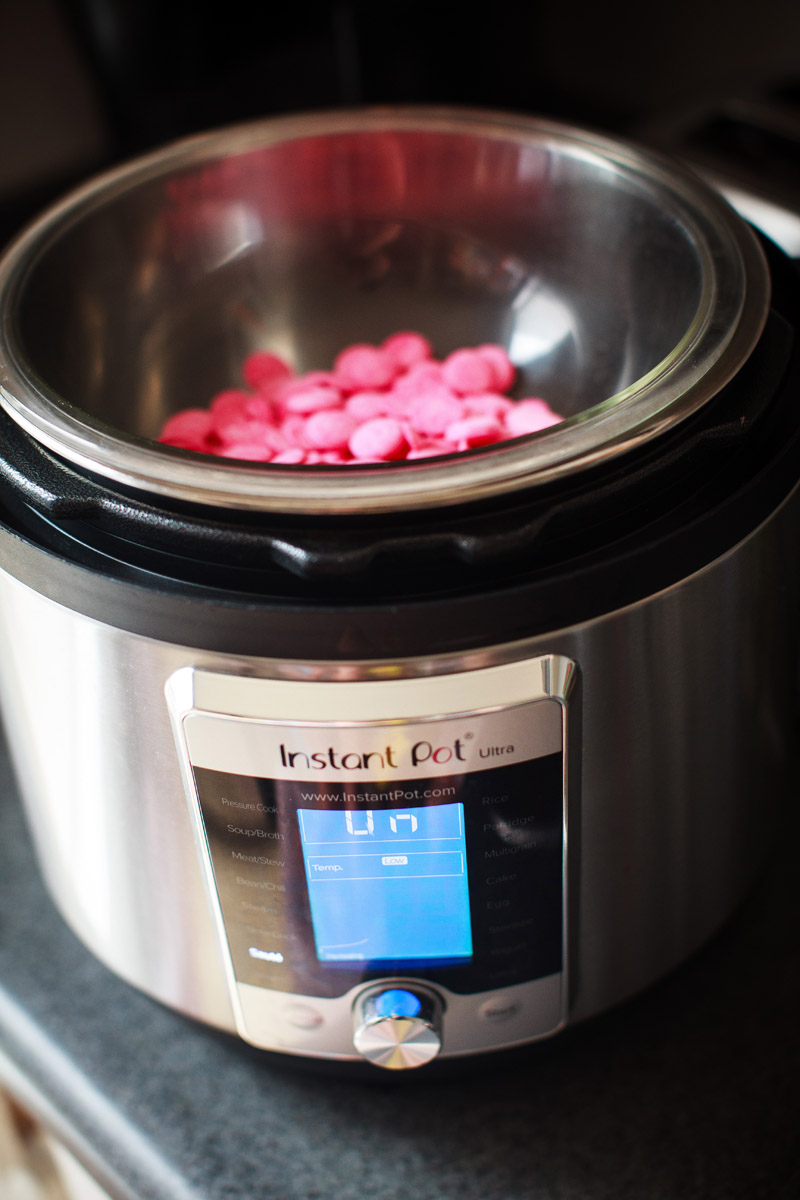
[0,735,798,1200]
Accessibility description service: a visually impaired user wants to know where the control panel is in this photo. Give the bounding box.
[167,655,575,1066]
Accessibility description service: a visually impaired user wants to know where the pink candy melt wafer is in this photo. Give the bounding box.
[158,408,214,450]
[242,351,292,392]
[392,360,445,396]
[463,392,514,419]
[218,442,272,461]
[284,385,342,414]
[445,415,504,448]
[210,389,252,421]
[475,344,516,392]
[281,370,340,397]
[244,396,274,422]
[406,390,464,437]
[382,331,432,370]
[441,349,496,395]
[349,417,409,461]
[302,409,358,451]
[334,344,396,391]
[345,391,395,421]
[505,398,564,436]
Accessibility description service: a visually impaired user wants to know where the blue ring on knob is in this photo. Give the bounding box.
[373,988,423,1018]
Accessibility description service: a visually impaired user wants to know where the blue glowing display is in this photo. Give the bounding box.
[297,803,472,963]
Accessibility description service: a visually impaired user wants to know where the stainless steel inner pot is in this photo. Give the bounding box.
[0,108,769,513]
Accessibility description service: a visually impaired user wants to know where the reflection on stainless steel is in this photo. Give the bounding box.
[0,108,768,513]
[714,182,800,257]
[637,98,800,256]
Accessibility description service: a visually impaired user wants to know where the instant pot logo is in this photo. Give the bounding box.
[278,737,468,772]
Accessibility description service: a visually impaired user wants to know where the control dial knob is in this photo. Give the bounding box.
[353,986,442,1070]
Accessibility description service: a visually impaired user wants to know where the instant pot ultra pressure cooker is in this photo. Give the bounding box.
[0,109,798,1071]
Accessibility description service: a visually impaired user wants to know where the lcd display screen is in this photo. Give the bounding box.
[298,802,472,963]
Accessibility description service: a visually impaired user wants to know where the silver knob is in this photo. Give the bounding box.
[352,986,442,1070]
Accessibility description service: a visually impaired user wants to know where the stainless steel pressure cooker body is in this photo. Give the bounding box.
[0,110,798,1072]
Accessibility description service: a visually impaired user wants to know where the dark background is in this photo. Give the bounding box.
[2,0,800,246]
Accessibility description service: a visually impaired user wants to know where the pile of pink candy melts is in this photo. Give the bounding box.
[157,332,564,465]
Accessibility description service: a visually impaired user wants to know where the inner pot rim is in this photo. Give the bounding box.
[0,106,770,516]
